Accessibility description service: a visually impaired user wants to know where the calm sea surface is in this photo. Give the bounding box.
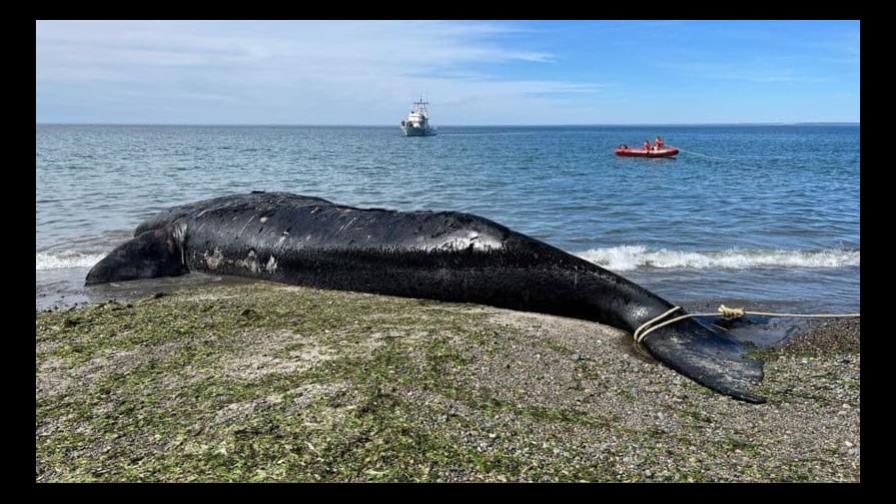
[36,125,860,325]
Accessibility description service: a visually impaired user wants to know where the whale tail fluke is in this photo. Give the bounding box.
[85,227,187,286]
[642,317,766,403]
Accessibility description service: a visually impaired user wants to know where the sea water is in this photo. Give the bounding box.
[36,124,860,324]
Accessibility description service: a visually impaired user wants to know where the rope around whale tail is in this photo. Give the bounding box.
[633,305,860,344]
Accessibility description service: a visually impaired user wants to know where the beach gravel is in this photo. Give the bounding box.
[35,282,860,482]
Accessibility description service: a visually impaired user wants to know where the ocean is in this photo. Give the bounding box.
[36,124,860,336]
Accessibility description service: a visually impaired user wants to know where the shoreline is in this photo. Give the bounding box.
[36,282,859,482]
[37,268,859,348]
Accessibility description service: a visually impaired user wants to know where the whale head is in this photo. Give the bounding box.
[85,227,187,285]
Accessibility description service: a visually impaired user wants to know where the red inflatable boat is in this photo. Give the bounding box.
[614,146,679,158]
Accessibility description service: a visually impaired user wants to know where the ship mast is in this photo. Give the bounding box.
[413,97,429,117]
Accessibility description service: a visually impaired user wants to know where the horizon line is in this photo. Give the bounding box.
[36,122,861,127]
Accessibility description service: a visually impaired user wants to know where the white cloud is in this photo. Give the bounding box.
[36,20,600,123]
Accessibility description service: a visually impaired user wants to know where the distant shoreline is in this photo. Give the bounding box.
[36,122,860,128]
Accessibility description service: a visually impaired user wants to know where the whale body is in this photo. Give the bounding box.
[86,192,765,402]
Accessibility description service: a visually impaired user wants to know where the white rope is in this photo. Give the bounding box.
[633,304,860,344]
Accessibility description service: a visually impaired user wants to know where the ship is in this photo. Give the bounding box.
[400,98,436,137]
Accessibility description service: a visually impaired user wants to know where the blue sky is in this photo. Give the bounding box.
[36,20,860,125]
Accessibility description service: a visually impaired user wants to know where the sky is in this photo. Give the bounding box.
[35,20,860,125]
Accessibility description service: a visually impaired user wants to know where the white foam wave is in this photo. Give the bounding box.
[36,246,860,273]
[576,245,860,272]
[36,251,107,270]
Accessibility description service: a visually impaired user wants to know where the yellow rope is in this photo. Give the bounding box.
[633,304,860,344]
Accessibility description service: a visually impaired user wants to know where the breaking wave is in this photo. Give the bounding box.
[36,251,107,270]
[36,246,861,273]
[576,245,859,272]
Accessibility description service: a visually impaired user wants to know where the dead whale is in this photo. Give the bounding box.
[86,191,765,402]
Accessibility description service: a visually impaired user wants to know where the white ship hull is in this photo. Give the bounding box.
[401,98,436,137]
[400,124,436,137]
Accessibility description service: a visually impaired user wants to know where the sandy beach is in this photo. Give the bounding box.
[35,282,859,482]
